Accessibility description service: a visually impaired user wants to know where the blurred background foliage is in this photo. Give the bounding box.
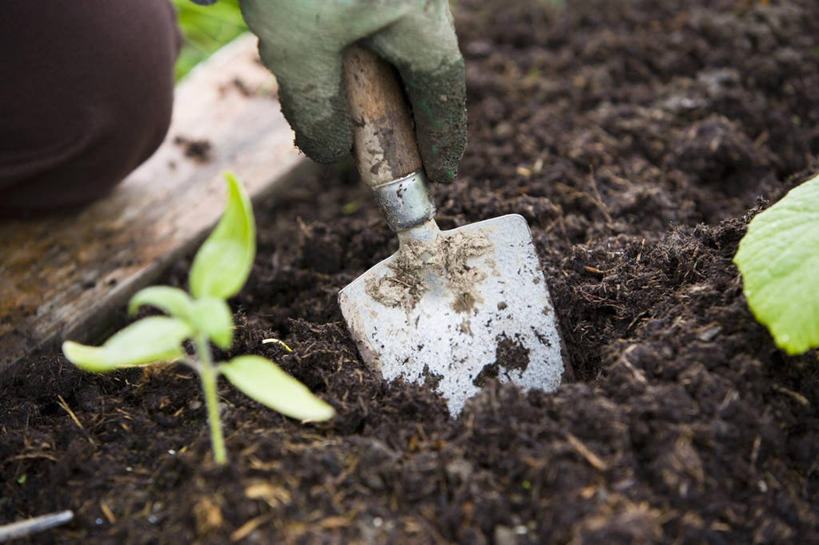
[171,0,247,80]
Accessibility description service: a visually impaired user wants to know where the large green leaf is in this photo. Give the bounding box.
[189,173,256,300]
[128,286,194,319]
[62,317,192,372]
[220,356,335,421]
[190,297,234,350]
[734,174,819,355]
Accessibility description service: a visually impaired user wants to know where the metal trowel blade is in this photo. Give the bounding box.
[338,214,564,416]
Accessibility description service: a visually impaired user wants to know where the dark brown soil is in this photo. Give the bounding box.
[2,1,818,543]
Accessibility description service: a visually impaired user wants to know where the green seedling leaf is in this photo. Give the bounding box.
[129,280,233,350]
[734,174,819,355]
[62,317,192,372]
[220,355,335,422]
[190,297,234,349]
[129,286,194,319]
[190,173,256,300]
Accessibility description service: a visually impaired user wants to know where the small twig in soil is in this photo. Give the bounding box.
[0,510,73,543]
[626,310,649,333]
[583,265,613,276]
[587,171,613,225]
[231,514,273,542]
[750,435,762,467]
[566,433,608,471]
[56,395,83,430]
[613,346,648,384]
[261,338,293,352]
[11,452,58,462]
[56,395,97,446]
[636,238,646,264]
[772,384,810,407]
[100,501,116,524]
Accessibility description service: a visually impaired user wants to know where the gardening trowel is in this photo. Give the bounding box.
[338,46,564,415]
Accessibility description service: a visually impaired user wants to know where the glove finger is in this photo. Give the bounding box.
[257,41,352,164]
[399,57,467,185]
[366,8,467,184]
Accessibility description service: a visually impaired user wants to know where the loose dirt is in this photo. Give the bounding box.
[2,1,817,543]
[365,228,492,314]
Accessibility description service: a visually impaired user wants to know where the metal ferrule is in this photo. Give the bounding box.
[372,170,436,232]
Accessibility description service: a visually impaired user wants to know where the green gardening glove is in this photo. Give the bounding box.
[237,0,467,184]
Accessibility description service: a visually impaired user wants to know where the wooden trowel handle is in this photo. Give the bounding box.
[343,44,423,188]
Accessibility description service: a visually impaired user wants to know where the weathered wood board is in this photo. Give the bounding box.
[0,34,311,374]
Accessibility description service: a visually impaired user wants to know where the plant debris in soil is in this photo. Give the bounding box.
[2,0,818,543]
[173,135,213,163]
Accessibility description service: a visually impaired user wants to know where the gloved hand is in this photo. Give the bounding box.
[192,0,466,184]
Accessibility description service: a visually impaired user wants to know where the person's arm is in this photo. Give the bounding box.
[194,0,467,185]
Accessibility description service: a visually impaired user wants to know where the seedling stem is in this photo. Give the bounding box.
[195,333,227,464]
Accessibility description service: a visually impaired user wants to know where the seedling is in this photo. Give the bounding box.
[62,174,334,464]
[734,173,819,355]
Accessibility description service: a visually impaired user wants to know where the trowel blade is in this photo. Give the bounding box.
[338,214,564,415]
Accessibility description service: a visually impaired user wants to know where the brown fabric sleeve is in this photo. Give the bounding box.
[0,0,182,216]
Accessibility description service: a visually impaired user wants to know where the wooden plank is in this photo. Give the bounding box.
[0,34,311,374]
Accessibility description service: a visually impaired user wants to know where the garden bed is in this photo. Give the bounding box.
[2,0,818,543]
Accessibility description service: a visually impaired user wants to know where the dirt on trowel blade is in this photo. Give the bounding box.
[364,229,494,314]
